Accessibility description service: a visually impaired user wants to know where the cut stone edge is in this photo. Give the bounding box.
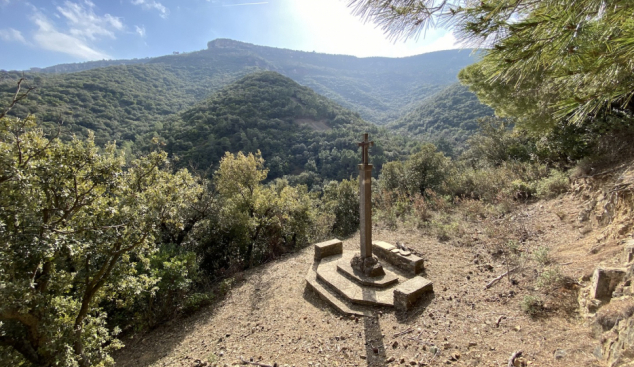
[305,265,370,317]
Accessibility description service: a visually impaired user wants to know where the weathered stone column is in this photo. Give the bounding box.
[359,163,373,258]
[351,133,385,277]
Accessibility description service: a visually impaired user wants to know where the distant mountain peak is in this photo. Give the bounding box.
[207,39,253,50]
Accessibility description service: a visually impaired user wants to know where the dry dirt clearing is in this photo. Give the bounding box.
[115,195,621,367]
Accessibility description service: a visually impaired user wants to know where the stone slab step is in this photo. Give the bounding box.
[337,260,399,288]
[305,264,370,317]
[316,253,395,307]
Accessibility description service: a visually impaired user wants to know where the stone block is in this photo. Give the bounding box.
[625,240,634,264]
[373,241,424,275]
[591,267,628,300]
[393,276,433,311]
[314,239,343,260]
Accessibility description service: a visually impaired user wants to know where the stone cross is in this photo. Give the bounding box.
[358,133,374,259]
[358,133,374,166]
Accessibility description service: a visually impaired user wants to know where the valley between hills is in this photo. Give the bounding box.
[1,37,634,367]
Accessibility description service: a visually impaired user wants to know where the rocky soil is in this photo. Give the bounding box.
[114,192,630,367]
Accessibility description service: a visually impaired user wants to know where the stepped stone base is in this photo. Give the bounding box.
[337,261,398,288]
[305,240,434,314]
[305,263,370,317]
[317,252,394,307]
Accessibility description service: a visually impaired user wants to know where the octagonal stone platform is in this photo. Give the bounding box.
[317,252,397,307]
[305,244,433,313]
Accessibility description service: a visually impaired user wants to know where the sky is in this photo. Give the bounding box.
[0,0,459,71]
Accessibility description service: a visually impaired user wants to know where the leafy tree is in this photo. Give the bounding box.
[404,144,451,196]
[462,117,536,167]
[322,179,359,237]
[210,151,317,270]
[378,161,406,194]
[0,115,202,366]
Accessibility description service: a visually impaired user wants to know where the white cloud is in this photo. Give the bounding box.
[131,0,169,18]
[56,1,123,41]
[135,25,146,37]
[22,1,131,60]
[26,1,129,61]
[0,28,27,43]
[31,12,110,60]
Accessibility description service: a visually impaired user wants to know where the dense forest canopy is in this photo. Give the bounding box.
[143,71,417,184]
[387,82,494,149]
[2,40,477,131]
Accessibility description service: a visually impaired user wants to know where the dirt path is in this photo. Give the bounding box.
[114,195,615,367]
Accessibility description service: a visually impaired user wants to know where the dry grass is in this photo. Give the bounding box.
[112,193,618,367]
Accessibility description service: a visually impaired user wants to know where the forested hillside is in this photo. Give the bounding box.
[3,39,476,129]
[0,61,257,146]
[143,71,416,184]
[388,83,494,148]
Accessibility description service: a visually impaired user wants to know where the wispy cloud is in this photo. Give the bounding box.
[0,28,27,43]
[57,1,123,40]
[131,0,169,18]
[31,11,110,60]
[27,1,127,60]
[135,25,146,37]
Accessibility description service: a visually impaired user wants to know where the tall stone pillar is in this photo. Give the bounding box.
[359,163,373,258]
[351,133,385,277]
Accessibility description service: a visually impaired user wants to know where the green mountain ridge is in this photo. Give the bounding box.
[3,39,477,131]
[146,71,415,184]
[388,82,494,146]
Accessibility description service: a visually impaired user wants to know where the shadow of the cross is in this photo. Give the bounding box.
[363,314,387,366]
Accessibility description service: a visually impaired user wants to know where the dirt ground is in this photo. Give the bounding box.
[114,193,624,367]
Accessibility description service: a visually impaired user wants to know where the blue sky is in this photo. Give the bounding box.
[0,0,458,70]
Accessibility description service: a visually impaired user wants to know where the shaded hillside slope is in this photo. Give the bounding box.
[388,83,494,145]
[146,71,416,182]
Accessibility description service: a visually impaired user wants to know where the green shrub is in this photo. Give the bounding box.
[536,170,569,198]
[377,207,399,229]
[521,295,543,316]
[323,179,359,237]
[506,179,536,200]
[183,292,215,315]
[533,246,552,266]
[537,268,563,289]
[219,278,235,296]
[458,198,487,221]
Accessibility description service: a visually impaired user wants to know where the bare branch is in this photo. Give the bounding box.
[1,78,36,120]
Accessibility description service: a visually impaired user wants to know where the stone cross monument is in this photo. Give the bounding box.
[358,133,374,258]
[351,133,385,277]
